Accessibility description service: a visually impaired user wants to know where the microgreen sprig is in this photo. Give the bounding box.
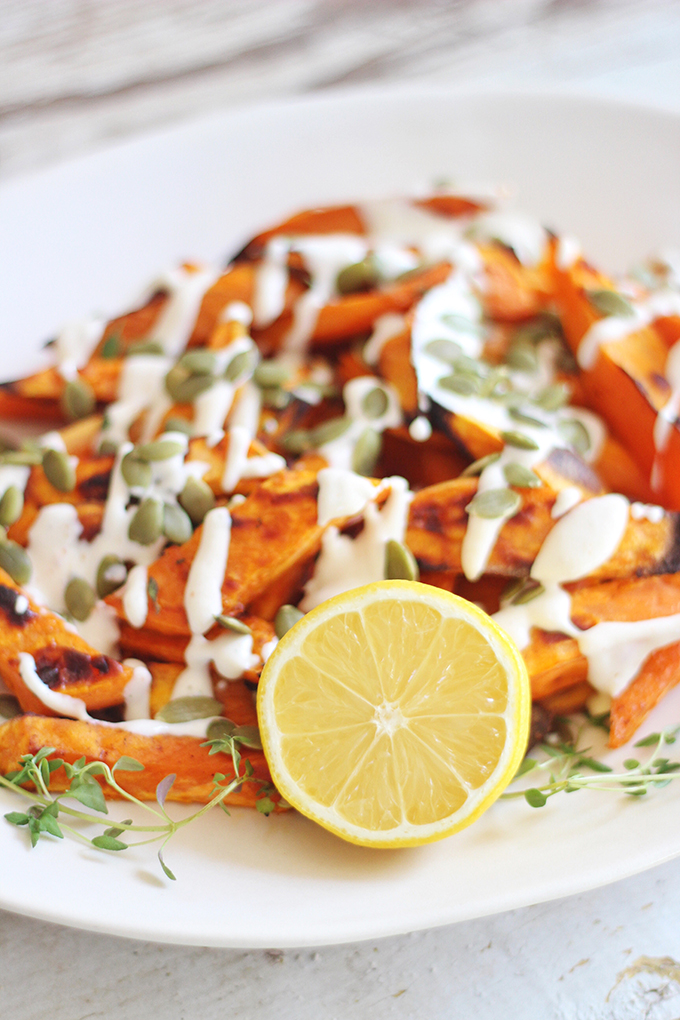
[0,734,275,879]
[504,726,680,808]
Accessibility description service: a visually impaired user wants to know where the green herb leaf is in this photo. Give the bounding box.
[524,788,548,808]
[68,776,108,814]
[112,757,145,773]
[92,835,128,851]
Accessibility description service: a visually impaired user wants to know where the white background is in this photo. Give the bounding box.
[2,2,680,1018]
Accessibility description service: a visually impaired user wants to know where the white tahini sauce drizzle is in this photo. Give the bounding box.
[123,659,152,720]
[140,265,219,358]
[123,564,148,629]
[466,211,548,267]
[551,486,583,519]
[363,312,406,366]
[54,318,106,381]
[316,468,379,528]
[183,506,231,636]
[301,476,411,611]
[578,290,680,372]
[253,236,290,328]
[317,376,402,471]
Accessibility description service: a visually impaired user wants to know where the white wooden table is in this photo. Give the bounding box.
[2,3,680,1017]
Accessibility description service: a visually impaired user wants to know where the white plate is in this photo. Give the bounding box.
[1,90,680,948]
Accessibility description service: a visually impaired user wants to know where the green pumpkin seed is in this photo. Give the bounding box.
[100,334,121,359]
[513,316,561,346]
[508,407,547,429]
[121,452,152,489]
[127,339,165,356]
[165,365,215,403]
[163,502,193,545]
[460,452,501,477]
[96,555,127,598]
[231,724,262,749]
[438,373,480,397]
[205,718,262,748]
[207,717,236,739]
[384,539,419,581]
[179,349,217,375]
[506,342,538,373]
[512,581,545,605]
[281,429,311,455]
[557,418,591,455]
[179,476,215,525]
[0,694,22,719]
[466,488,522,520]
[453,354,484,377]
[310,416,352,447]
[0,541,31,585]
[424,338,463,364]
[224,349,257,382]
[493,389,526,409]
[163,416,193,435]
[440,313,482,334]
[64,577,96,622]
[478,366,508,398]
[503,463,543,488]
[352,427,381,476]
[361,386,389,420]
[98,438,119,456]
[500,577,525,605]
[215,615,252,636]
[274,604,304,639]
[501,430,540,451]
[533,383,570,411]
[261,386,291,410]
[254,360,290,388]
[42,449,76,493]
[0,449,43,466]
[585,289,634,318]
[336,257,379,295]
[155,696,222,724]
[0,486,23,527]
[135,439,185,462]
[128,497,163,545]
[61,377,96,420]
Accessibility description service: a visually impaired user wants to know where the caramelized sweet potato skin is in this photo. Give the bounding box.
[0,715,273,806]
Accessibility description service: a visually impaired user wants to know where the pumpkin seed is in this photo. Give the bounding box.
[215,615,252,636]
[155,696,222,724]
[585,289,634,318]
[500,577,526,605]
[513,316,561,346]
[384,539,419,581]
[165,365,215,403]
[162,502,193,545]
[465,488,522,519]
[254,360,290,388]
[274,604,304,639]
[261,386,291,410]
[460,452,501,477]
[207,717,236,739]
[178,476,215,525]
[424,338,463,364]
[42,449,76,492]
[352,427,381,476]
[0,540,31,585]
[64,577,96,621]
[557,418,591,455]
[0,486,23,527]
[533,383,570,411]
[98,438,119,456]
[508,407,547,429]
[438,373,480,397]
[128,497,163,545]
[493,390,526,410]
[224,349,256,382]
[127,339,165,356]
[96,555,127,598]
[361,386,389,419]
[440,313,482,334]
[503,463,543,488]
[121,451,152,489]
[179,349,216,375]
[501,430,540,451]
[163,416,193,435]
[478,366,508,398]
[505,342,538,373]
[231,724,262,749]
[309,416,352,447]
[336,257,379,295]
[0,449,43,466]
[512,581,545,605]
[100,334,121,359]
[135,438,185,462]
[281,429,311,454]
[453,354,484,377]
[205,717,262,748]
[61,377,96,420]
[0,694,21,719]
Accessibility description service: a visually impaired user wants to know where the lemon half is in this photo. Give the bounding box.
[258,580,530,847]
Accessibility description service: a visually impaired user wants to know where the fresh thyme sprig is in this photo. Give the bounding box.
[504,726,680,808]
[0,731,276,879]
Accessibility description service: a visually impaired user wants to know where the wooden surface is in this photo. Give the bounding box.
[2,2,680,1018]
